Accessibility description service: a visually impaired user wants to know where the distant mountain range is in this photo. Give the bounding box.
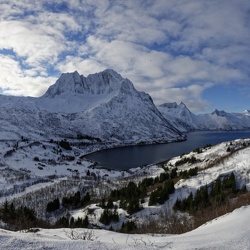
[0,69,249,146]
[158,102,250,132]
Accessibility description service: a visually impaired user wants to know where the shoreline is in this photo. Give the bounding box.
[83,130,250,171]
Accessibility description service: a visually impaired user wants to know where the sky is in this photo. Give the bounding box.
[0,0,250,114]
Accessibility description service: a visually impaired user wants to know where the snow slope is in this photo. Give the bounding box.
[167,139,250,200]
[0,205,249,249]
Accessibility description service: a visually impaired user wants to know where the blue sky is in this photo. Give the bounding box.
[0,0,249,113]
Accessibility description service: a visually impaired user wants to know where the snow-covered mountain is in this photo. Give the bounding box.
[158,102,250,132]
[158,102,198,132]
[1,68,249,145]
[0,69,183,144]
[196,109,250,130]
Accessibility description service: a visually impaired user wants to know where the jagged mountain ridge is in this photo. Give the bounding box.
[44,69,123,98]
[0,69,183,144]
[158,102,250,132]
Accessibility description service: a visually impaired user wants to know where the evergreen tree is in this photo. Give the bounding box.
[148,190,158,206]
[46,198,60,212]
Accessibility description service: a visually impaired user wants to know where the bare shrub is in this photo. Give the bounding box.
[126,235,172,249]
[64,229,97,241]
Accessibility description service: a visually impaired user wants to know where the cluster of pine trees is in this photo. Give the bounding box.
[62,191,90,209]
[0,201,48,230]
[55,215,89,228]
[174,172,243,213]
[148,178,175,205]
[46,198,60,212]
[46,191,91,213]
[108,181,143,215]
[175,156,197,167]
[179,167,198,179]
[98,169,178,227]
[99,208,119,225]
[120,220,137,233]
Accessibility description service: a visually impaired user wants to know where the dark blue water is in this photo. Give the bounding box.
[86,131,250,170]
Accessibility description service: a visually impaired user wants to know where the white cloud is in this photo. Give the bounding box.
[169,0,250,53]
[0,1,43,20]
[56,55,106,76]
[151,83,213,112]
[0,54,56,96]
[92,1,168,45]
[199,45,250,71]
[0,19,68,66]
[29,12,81,34]
[58,37,172,90]
[165,56,247,86]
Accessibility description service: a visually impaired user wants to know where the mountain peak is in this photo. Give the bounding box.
[159,102,188,110]
[102,68,119,75]
[158,102,197,132]
[43,70,82,98]
[32,69,183,142]
[43,69,129,98]
[179,102,187,108]
[212,109,227,117]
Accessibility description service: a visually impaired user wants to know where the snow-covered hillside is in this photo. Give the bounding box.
[0,203,249,249]
[0,69,183,145]
[158,102,250,132]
